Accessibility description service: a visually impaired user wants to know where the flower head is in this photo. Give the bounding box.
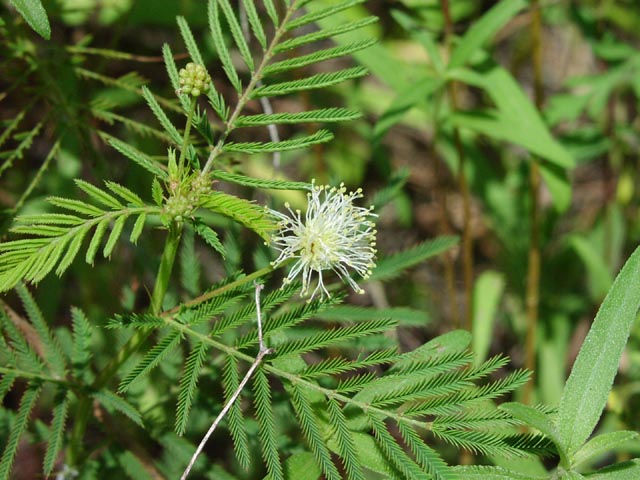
[269,182,377,299]
[178,62,211,97]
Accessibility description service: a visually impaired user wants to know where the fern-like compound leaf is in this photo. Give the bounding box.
[162,43,192,113]
[0,183,158,291]
[370,236,460,282]
[273,318,396,358]
[300,348,398,380]
[217,0,255,72]
[118,330,183,392]
[175,340,209,436]
[263,39,376,77]
[235,108,361,127]
[92,389,143,427]
[176,16,205,66]
[208,0,242,93]
[212,281,299,338]
[253,67,368,98]
[192,218,227,258]
[43,388,70,475]
[287,0,366,30]
[327,398,365,480]
[235,295,341,349]
[223,355,251,469]
[71,306,93,377]
[275,17,378,53]
[178,289,244,327]
[369,414,430,480]
[223,130,334,154]
[199,191,277,242]
[262,0,279,27]
[0,311,45,373]
[75,179,123,209]
[130,213,147,244]
[0,382,42,480]
[290,385,341,480]
[108,313,165,330]
[396,422,455,480]
[16,284,66,376]
[103,214,129,258]
[253,368,284,480]
[212,170,311,190]
[105,181,145,207]
[141,86,182,145]
[241,0,267,50]
[103,134,169,180]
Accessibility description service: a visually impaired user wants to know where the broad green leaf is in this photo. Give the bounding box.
[372,75,443,145]
[448,0,527,69]
[586,459,640,479]
[9,0,51,39]
[264,451,321,480]
[557,245,640,455]
[448,66,575,169]
[572,431,639,469]
[391,9,444,74]
[472,270,505,364]
[539,161,572,213]
[569,236,614,300]
[453,465,547,480]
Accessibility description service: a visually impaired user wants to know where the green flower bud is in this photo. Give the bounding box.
[177,62,211,98]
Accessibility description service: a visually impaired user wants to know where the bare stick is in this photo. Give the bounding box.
[181,282,273,480]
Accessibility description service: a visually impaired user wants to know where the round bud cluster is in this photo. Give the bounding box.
[178,63,211,97]
[164,194,194,223]
[163,175,212,223]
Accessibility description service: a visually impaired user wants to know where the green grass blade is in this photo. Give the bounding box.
[448,0,527,69]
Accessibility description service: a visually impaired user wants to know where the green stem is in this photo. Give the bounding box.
[178,97,197,182]
[67,225,183,467]
[441,0,474,330]
[163,263,278,316]
[524,0,544,405]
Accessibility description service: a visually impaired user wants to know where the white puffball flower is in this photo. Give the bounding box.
[269,182,377,300]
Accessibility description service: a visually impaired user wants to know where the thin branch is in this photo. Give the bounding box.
[181,282,273,480]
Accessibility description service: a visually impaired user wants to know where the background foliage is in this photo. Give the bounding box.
[1,0,640,479]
